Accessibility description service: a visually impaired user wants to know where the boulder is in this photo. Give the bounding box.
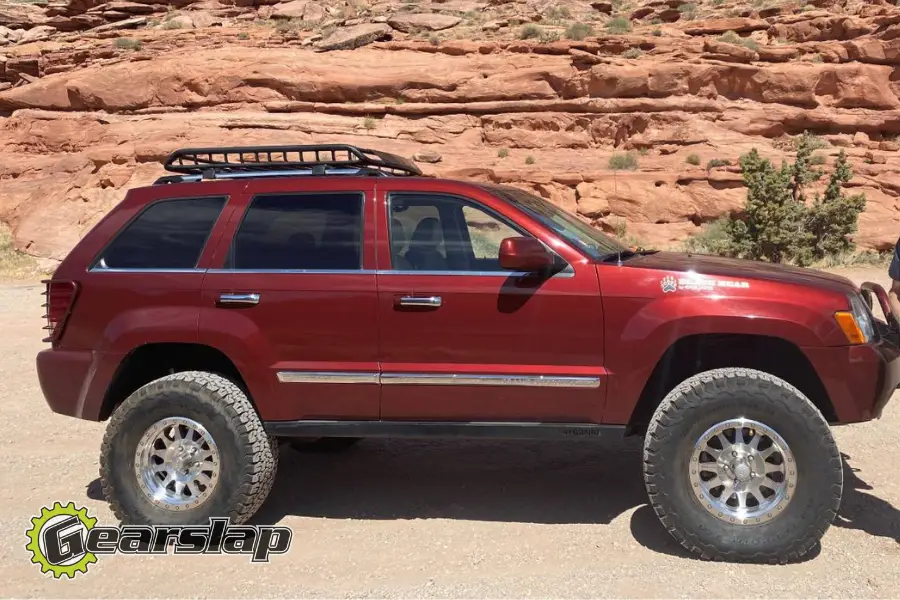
[0,4,48,29]
[315,23,391,51]
[19,25,57,44]
[271,0,325,22]
[702,39,759,63]
[387,13,462,33]
[413,151,442,163]
[89,16,147,33]
[683,18,769,35]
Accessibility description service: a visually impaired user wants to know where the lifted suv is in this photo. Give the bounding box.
[37,144,900,562]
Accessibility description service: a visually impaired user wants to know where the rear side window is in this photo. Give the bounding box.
[95,196,226,270]
[228,193,364,270]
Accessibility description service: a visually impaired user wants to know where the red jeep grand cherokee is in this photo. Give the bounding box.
[36,144,900,563]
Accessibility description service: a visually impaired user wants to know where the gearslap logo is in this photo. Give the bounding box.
[26,502,292,579]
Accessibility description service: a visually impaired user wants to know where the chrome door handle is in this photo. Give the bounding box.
[218,293,260,306]
[398,296,442,308]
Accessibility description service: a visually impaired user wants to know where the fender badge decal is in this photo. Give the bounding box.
[660,276,749,293]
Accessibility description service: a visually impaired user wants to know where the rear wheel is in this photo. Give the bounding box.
[643,368,842,563]
[99,371,278,525]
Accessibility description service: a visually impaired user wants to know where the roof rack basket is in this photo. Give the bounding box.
[162,144,423,179]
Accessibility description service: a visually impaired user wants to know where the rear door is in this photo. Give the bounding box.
[199,177,379,422]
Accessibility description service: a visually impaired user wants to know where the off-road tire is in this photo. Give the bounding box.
[99,371,279,525]
[643,368,842,564]
[288,437,361,453]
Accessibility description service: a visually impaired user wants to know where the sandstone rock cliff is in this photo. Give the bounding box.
[2,0,900,261]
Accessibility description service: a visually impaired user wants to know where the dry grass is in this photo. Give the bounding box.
[0,224,48,281]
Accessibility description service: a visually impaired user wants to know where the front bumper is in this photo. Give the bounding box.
[803,281,900,423]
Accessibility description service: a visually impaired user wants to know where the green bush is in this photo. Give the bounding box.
[114,37,142,50]
[683,218,732,256]
[678,3,698,19]
[651,27,662,36]
[706,158,729,170]
[722,134,866,265]
[609,153,638,170]
[686,153,701,166]
[622,47,643,58]
[565,22,594,41]
[717,30,759,51]
[525,155,536,165]
[497,148,509,158]
[520,24,541,39]
[605,16,631,34]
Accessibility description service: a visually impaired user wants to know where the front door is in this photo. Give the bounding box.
[199,178,380,422]
[375,184,607,423]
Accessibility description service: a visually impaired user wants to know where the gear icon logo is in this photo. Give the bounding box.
[25,502,98,579]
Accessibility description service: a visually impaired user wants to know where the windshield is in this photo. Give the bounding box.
[484,184,627,260]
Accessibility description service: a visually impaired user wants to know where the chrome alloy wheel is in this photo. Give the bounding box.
[134,417,220,511]
[689,418,797,525]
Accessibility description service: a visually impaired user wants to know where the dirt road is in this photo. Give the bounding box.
[2,268,899,598]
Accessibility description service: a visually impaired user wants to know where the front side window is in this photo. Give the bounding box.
[389,193,522,272]
[95,196,226,270]
[229,193,364,270]
[484,184,626,260]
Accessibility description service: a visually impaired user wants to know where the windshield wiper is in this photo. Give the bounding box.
[599,248,658,264]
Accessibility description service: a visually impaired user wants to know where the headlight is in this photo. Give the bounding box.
[834,293,875,344]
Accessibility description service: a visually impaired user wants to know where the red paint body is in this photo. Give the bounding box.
[35,175,900,428]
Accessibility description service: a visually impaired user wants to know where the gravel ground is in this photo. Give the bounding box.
[2,267,899,598]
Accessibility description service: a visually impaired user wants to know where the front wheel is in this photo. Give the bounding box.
[643,368,843,563]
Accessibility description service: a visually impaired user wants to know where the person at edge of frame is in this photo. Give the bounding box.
[888,236,900,322]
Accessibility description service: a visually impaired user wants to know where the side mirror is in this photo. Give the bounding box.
[498,237,554,272]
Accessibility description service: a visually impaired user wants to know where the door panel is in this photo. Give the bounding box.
[199,178,380,422]
[376,186,607,423]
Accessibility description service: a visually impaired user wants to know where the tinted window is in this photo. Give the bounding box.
[96,196,226,269]
[230,193,363,270]
[389,193,522,272]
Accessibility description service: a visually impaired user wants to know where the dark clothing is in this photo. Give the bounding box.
[891,237,900,281]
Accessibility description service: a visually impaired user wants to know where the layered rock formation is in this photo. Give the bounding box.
[2,0,900,261]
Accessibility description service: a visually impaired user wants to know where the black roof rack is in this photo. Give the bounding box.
[159,144,423,182]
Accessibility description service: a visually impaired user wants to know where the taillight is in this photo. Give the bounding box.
[42,280,79,344]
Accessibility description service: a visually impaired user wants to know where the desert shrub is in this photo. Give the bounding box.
[608,153,638,170]
[429,34,441,46]
[622,47,643,58]
[539,29,561,42]
[683,218,732,256]
[651,27,662,36]
[525,155,536,165]
[520,23,541,39]
[686,153,701,165]
[678,3,698,19]
[722,134,866,265]
[717,30,759,51]
[605,16,631,33]
[362,116,377,130]
[114,37,142,50]
[237,31,249,40]
[546,6,572,21]
[706,158,729,169]
[497,148,509,158]
[565,22,594,41]
[162,19,183,30]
